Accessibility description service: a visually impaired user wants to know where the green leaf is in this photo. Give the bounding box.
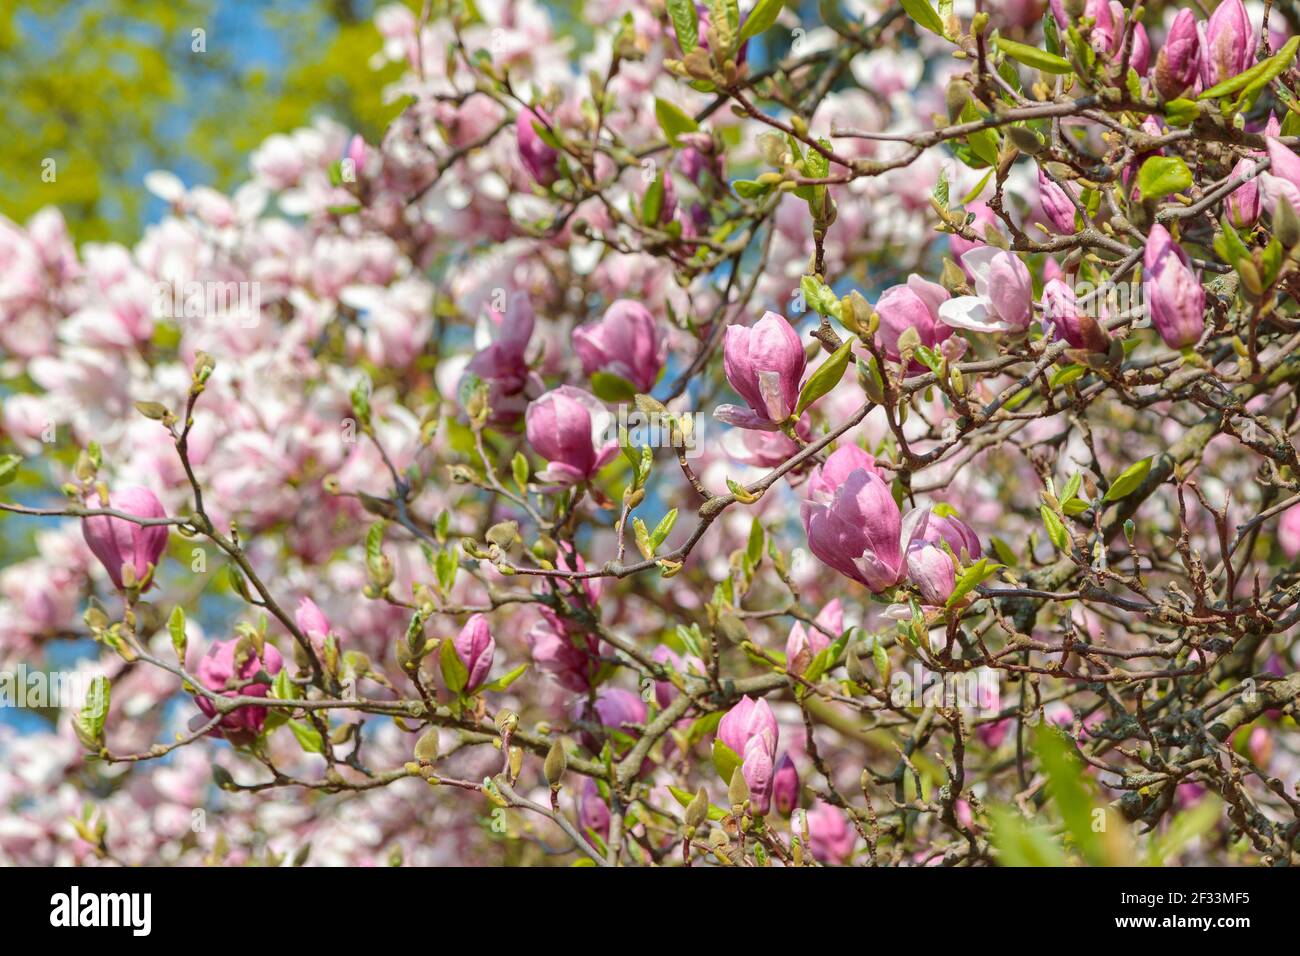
[641,168,665,226]
[511,452,529,493]
[946,558,1003,608]
[1033,724,1108,866]
[712,738,743,784]
[899,0,947,38]
[1040,505,1070,552]
[632,517,654,559]
[435,545,459,594]
[440,638,469,695]
[739,0,783,40]
[993,36,1074,74]
[795,339,853,416]
[1199,35,1299,104]
[1163,98,1201,127]
[667,0,698,50]
[0,454,21,486]
[590,370,638,402]
[667,784,728,820]
[654,97,699,145]
[989,536,1018,567]
[959,101,1000,168]
[77,676,110,743]
[1102,456,1152,503]
[288,720,325,755]
[732,179,771,199]
[1135,156,1191,202]
[480,662,528,693]
[988,804,1069,866]
[365,521,386,565]
[651,508,678,549]
[745,518,765,566]
[1051,364,1086,388]
[167,606,187,662]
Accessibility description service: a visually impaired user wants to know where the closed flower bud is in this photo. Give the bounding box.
[573,299,666,393]
[544,739,567,786]
[81,485,169,592]
[1154,9,1201,100]
[1200,0,1256,89]
[516,107,559,187]
[772,753,799,816]
[1142,224,1205,349]
[452,614,495,693]
[525,386,619,486]
[717,312,806,429]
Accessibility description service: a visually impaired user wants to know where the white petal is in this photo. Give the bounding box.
[938,296,1013,333]
[144,170,185,202]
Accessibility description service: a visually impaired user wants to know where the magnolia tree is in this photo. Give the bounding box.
[2,0,1299,868]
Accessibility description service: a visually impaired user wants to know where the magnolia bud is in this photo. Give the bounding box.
[686,786,709,829]
[544,740,567,786]
[414,727,440,763]
[728,765,750,808]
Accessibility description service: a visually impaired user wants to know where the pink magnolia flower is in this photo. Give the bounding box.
[516,107,559,187]
[578,778,611,839]
[785,599,844,674]
[194,638,285,740]
[717,311,807,429]
[1264,137,1300,215]
[874,275,953,366]
[806,445,887,504]
[807,801,856,864]
[1226,157,1261,228]
[461,292,538,425]
[573,299,666,392]
[452,614,495,693]
[1199,0,1256,89]
[525,386,619,485]
[573,687,647,755]
[526,608,598,692]
[1042,277,1110,352]
[801,468,904,592]
[295,598,332,648]
[1154,9,1201,100]
[1037,168,1077,234]
[1278,505,1300,557]
[717,695,779,814]
[938,246,1034,334]
[772,753,799,816]
[906,542,957,606]
[1142,224,1205,349]
[80,486,169,591]
[904,507,982,562]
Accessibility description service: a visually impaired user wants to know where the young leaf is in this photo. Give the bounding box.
[288,720,325,755]
[899,0,947,38]
[440,638,469,695]
[651,508,679,549]
[654,97,699,145]
[1040,505,1070,552]
[1102,456,1152,502]
[712,738,743,784]
[795,339,853,415]
[667,0,698,52]
[739,0,783,41]
[1136,156,1191,202]
[993,37,1073,74]
[0,454,22,486]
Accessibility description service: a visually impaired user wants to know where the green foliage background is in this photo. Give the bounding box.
[0,0,410,243]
